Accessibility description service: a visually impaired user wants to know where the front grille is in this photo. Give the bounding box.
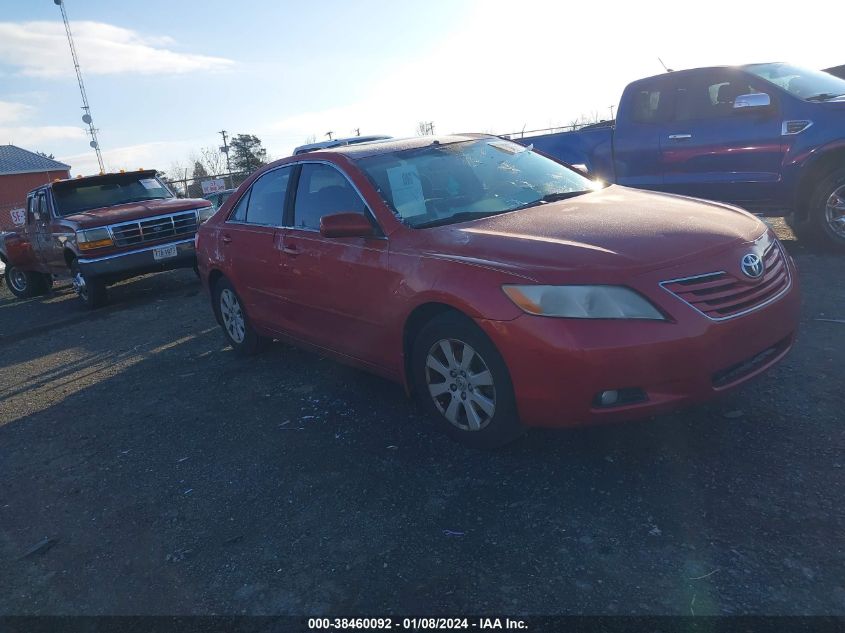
[661,242,790,320]
[110,210,198,247]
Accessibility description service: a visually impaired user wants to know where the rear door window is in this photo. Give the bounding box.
[227,167,292,226]
[245,167,291,226]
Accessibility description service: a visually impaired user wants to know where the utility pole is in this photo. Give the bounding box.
[218,130,231,186]
[609,105,615,119]
[326,131,334,141]
[354,128,360,137]
[54,0,104,173]
[218,130,231,173]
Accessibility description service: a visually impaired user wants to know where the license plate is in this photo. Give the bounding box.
[153,245,178,261]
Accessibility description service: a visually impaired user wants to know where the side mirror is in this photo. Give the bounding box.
[733,93,771,110]
[319,212,374,238]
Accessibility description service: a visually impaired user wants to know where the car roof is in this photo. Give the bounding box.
[293,135,393,155]
[321,134,492,160]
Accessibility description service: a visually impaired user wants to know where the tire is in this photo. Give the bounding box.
[70,260,108,309]
[213,277,269,355]
[4,265,49,299]
[792,167,845,251]
[411,312,524,449]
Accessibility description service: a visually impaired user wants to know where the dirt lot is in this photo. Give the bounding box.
[0,221,843,616]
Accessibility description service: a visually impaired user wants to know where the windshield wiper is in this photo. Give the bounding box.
[513,190,591,210]
[806,93,845,102]
[413,210,509,229]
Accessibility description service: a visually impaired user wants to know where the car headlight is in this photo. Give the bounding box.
[76,227,113,251]
[197,205,215,223]
[502,285,665,320]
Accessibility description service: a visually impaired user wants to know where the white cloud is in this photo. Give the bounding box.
[0,125,85,147]
[0,21,234,77]
[0,100,33,125]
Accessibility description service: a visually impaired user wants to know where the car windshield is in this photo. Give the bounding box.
[52,173,173,215]
[355,138,596,228]
[746,62,845,101]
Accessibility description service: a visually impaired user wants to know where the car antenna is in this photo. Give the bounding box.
[658,57,674,73]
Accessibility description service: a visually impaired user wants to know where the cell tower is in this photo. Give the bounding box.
[54,0,105,172]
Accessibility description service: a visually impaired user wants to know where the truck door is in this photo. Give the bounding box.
[613,75,674,189]
[660,69,783,208]
[31,190,63,273]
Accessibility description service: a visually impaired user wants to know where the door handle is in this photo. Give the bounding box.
[222,234,232,244]
[668,134,692,140]
[281,244,299,256]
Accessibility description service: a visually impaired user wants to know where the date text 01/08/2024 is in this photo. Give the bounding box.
[307,617,528,630]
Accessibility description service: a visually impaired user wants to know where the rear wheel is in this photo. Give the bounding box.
[213,277,269,355]
[4,266,49,299]
[792,167,845,251]
[70,260,108,309]
[412,312,524,448]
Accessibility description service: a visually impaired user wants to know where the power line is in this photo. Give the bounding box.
[54,0,104,173]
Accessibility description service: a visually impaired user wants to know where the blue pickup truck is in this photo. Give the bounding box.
[520,62,845,250]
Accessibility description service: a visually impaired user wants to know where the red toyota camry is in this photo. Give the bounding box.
[196,134,800,447]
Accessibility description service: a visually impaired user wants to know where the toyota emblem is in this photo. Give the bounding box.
[740,253,764,279]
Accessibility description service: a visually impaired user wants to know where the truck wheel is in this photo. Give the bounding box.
[4,266,49,299]
[794,167,845,251]
[70,260,107,309]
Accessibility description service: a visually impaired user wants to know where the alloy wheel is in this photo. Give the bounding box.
[219,288,246,344]
[425,338,496,431]
[825,184,845,239]
[72,271,88,301]
[9,269,27,293]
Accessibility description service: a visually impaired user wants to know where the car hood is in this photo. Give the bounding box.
[62,198,210,229]
[416,186,766,278]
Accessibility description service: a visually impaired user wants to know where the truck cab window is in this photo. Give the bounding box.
[631,88,663,123]
[674,74,771,120]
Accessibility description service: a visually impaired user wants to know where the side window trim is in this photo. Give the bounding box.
[286,159,383,237]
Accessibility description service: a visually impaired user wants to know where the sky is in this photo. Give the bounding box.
[0,0,841,177]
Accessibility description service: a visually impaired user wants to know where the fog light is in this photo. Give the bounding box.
[593,388,647,408]
[599,390,619,406]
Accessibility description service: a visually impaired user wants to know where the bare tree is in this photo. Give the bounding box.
[416,121,434,136]
[197,146,227,176]
[303,134,317,145]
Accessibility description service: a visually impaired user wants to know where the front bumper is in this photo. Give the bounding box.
[77,238,196,281]
[476,263,801,429]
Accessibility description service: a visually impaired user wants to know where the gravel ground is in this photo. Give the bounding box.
[0,220,843,616]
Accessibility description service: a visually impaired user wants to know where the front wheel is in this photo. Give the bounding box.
[412,313,524,449]
[4,266,49,299]
[213,277,269,355]
[793,167,845,251]
[70,260,107,309]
